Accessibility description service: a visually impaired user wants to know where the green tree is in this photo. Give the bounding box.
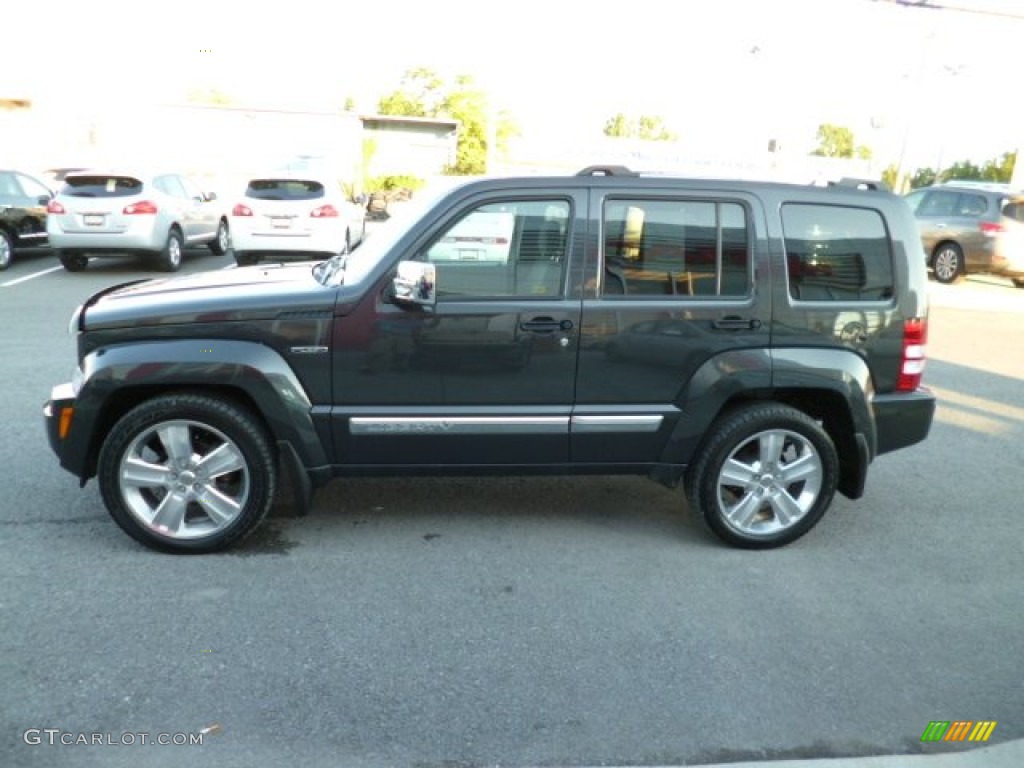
[602,112,676,141]
[910,167,937,189]
[942,160,983,182]
[980,151,1016,182]
[811,123,871,159]
[377,68,517,175]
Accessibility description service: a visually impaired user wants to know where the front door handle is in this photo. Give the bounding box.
[519,317,573,333]
[712,316,762,331]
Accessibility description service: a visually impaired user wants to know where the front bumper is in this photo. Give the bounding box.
[44,382,83,479]
[872,387,936,455]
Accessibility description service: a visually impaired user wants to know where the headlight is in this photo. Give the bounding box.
[68,304,83,335]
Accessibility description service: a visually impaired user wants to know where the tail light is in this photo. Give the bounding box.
[232,203,253,217]
[47,200,66,214]
[310,204,339,218]
[979,221,1005,236]
[896,317,928,392]
[123,200,158,215]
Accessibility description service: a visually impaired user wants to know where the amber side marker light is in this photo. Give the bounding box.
[59,407,74,439]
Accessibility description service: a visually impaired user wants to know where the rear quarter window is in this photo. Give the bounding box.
[62,176,143,198]
[782,204,894,302]
[246,179,325,201]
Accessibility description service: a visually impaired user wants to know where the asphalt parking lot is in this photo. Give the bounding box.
[1,243,1022,768]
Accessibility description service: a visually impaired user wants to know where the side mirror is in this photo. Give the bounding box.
[392,261,436,308]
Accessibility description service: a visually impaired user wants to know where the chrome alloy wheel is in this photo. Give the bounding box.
[117,419,250,540]
[714,428,823,537]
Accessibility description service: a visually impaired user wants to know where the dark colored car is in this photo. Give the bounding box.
[904,181,1024,286]
[44,167,935,553]
[0,169,53,270]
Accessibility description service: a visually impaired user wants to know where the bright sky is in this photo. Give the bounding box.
[5,0,1021,170]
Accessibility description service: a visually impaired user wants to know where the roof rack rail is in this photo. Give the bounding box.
[576,165,638,177]
[827,177,890,191]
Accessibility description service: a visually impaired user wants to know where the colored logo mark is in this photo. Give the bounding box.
[921,721,996,743]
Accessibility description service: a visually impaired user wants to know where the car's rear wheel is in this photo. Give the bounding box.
[0,230,13,270]
[209,219,230,255]
[686,403,838,549]
[97,394,277,554]
[932,243,965,284]
[57,251,88,272]
[158,229,184,272]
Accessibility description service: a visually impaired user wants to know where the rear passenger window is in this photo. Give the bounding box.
[601,199,751,297]
[782,204,894,302]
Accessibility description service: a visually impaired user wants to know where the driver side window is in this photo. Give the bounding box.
[419,199,570,299]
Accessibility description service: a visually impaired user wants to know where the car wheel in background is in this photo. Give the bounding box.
[686,403,838,549]
[209,219,230,255]
[932,243,965,284]
[57,251,89,272]
[158,229,184,272]
[0,230,12,270]
[97,393,278,554]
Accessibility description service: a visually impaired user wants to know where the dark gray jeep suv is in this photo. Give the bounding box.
[44,167,935,553]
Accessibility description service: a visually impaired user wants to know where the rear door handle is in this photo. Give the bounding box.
[712,316,762,331]
[519,317,574,333]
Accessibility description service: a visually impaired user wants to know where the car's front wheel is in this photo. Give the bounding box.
[932,243,965,284]
[686,403,838,549]
[57,251,88,272]
[209,219,230,255]
[0,230,13,270]
[97,394,278,553]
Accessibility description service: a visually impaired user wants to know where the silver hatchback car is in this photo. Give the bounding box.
[904,182,1024,287]
[47,171,230,272]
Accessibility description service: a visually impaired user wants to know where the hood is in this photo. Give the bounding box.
[81,262,337,330]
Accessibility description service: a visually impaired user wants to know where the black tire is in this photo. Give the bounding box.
[234,251,257,266]
[158,229,184,272]
[1012,278,1024,289]
[931,243,965,284]
[209,219,230,255]
[57,251,88,272]
[685,403,839,549]
[97,393,277,554]
[0,229,12,270]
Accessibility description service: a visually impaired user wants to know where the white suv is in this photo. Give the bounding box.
[47,171,230,272]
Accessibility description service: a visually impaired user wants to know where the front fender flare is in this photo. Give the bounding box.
[66,339,328,479]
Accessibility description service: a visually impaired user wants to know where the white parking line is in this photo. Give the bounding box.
[1,265,63,287]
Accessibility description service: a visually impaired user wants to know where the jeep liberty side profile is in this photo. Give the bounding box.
[44,167,935,553]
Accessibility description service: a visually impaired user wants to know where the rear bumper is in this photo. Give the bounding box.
[872,387,936,455]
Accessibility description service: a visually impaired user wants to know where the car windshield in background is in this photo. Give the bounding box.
[245,179,325,201]
[62,176,143,198]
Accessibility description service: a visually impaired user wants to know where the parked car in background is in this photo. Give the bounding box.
[47,170,231,272]
[0,169,53,270]
[904,181,1024,287]
[230,175,366,266]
